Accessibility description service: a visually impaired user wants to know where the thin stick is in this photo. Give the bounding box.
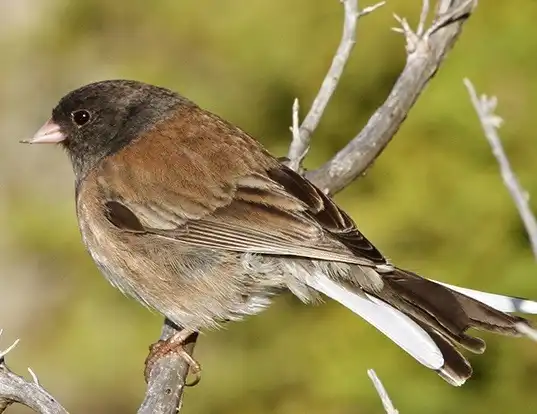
[287,0,386,171]
[416,0,430,37]
[288,98,303,171]
[367,369,399,414]
[464,78,537,261]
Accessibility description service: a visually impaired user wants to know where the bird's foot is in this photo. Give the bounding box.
[144,329,201,386]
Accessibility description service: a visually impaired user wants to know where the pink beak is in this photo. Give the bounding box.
[21,118,65,144]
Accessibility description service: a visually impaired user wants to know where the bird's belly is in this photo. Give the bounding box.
[77,211,152,307]
[76,205,282,330]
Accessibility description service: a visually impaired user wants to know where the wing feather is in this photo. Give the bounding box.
[87,103,387,267]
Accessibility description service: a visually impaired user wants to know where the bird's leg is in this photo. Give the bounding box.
[144,329,201,386]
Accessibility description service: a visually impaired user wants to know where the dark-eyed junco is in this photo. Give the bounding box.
[23,80,537,386]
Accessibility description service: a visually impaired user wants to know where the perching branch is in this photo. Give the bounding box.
[464,79,537,261]
[305,0,477,195]
[0,330,68,414]
[139,321,198,414]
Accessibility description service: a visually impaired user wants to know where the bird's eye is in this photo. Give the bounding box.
[71,110,92,127]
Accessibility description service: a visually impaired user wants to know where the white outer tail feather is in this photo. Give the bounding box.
[305,272,537,381]
[305,272,444,369]
[430,280,537,314]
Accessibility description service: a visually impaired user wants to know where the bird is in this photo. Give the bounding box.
[22,79,537,386]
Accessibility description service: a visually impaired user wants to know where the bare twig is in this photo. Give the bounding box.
[359,1,386,17]
[139,320,198,414]
[305,0,477,195]
[367,369,399,414]
[288,98,303,171]
[416,0,430,37]
[464,79,537,260]
[0,334,19,361]
[0,330,68,414]
[27,368,40,386]
[286,0,386,172]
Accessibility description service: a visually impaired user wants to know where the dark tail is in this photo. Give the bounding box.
[375,267,529,385]
[306,266,533,386]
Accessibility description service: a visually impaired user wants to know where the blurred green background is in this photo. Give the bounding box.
[1,0,537,413]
